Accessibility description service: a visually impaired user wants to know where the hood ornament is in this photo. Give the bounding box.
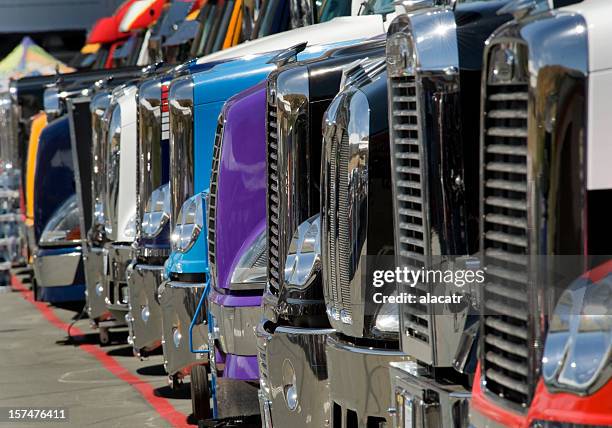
[497,0,551,20]
[267,42,308,68]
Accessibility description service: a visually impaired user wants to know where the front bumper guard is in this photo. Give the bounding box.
[326,335,409,427]
[84,246,107,320]
[257,322,335,428]
[389,360,470,427]
[127,263,164,354]
[104,243,131,324]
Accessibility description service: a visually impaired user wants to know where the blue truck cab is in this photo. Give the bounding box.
[32,116,84,303]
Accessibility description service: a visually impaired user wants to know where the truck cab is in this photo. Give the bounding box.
[469,1,612,426]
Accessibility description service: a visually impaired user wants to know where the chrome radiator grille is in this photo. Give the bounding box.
[481,81,531,409]
[207,118,224,275]
[266,98,281,294]
[325,133,352,321]
[390,76,430,344]
[390,76,426,264]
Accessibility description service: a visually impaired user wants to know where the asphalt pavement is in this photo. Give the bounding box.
[0,277,195,428]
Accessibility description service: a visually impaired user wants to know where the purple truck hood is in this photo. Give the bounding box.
[214,81,267,293]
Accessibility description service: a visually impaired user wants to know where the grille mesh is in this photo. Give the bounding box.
[390,76,430,343]
[207,118,224,271]
[481,80,531,409]
[325,133,352,319]
[266,98,280,294]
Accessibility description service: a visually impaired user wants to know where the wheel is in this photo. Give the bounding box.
[190,364,211,421]
[99,327,110,346]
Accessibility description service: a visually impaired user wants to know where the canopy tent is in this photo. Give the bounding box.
[0,37,74,91]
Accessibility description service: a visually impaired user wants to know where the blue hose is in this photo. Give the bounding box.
[188,275,218,418]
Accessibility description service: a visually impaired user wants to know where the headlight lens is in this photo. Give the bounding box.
[40,195,81,245]
[375,301,399,333]
[142,183,171,237]
[171,192,204,252]
[386,32,415,78]
[487,42,528,86]
[542,287,576,382]
[229,229,267,290]
[543,271,612,394]
[284,214,321,288]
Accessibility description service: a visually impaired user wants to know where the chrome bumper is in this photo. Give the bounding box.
[326,335,409,426]
[158,280,208,376]
[84,246,107,320]
[127,263,164,354]
[209,299,261,356]
[257,323,335,428]
[104,243,132,323]
[33,248,81,288]
[389,361,470,427]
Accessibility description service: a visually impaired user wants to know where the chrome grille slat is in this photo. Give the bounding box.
[485,231,527,248]
[486,281,528,303]
[485,179,527,193]
[485,299,529,321]
[481,79,531,408]
[486,144,527,156]
[484,317,528,340]
[484,335,529,358]
[485,248,528,266]
[485,370,530,395]
[487,127,528,138]
[485,213,528,229]
[489,92,528,101]
[485,197,527,211]
[485,352,529,376]
[487,109,528,120]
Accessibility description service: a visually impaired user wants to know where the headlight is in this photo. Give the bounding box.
[386,32,415,78]
[375,301,399,333]
[543,272,612,394]
[229,229,267,290]
[284,215,321,289]
[487,41,528,86]
[171,192,204,252]
[40,195,81,246]
[142,183,171,237]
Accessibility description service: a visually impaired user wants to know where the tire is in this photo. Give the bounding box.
[190,364,211,421]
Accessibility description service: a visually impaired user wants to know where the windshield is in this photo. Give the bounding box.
[359,0,394,15]
[317,0,351,23]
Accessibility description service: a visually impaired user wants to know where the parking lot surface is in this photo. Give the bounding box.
[0,278,194,428]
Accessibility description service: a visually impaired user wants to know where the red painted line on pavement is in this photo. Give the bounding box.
[11,276,191,427]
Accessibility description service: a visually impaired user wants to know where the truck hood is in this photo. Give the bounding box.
[196,15,385,65]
